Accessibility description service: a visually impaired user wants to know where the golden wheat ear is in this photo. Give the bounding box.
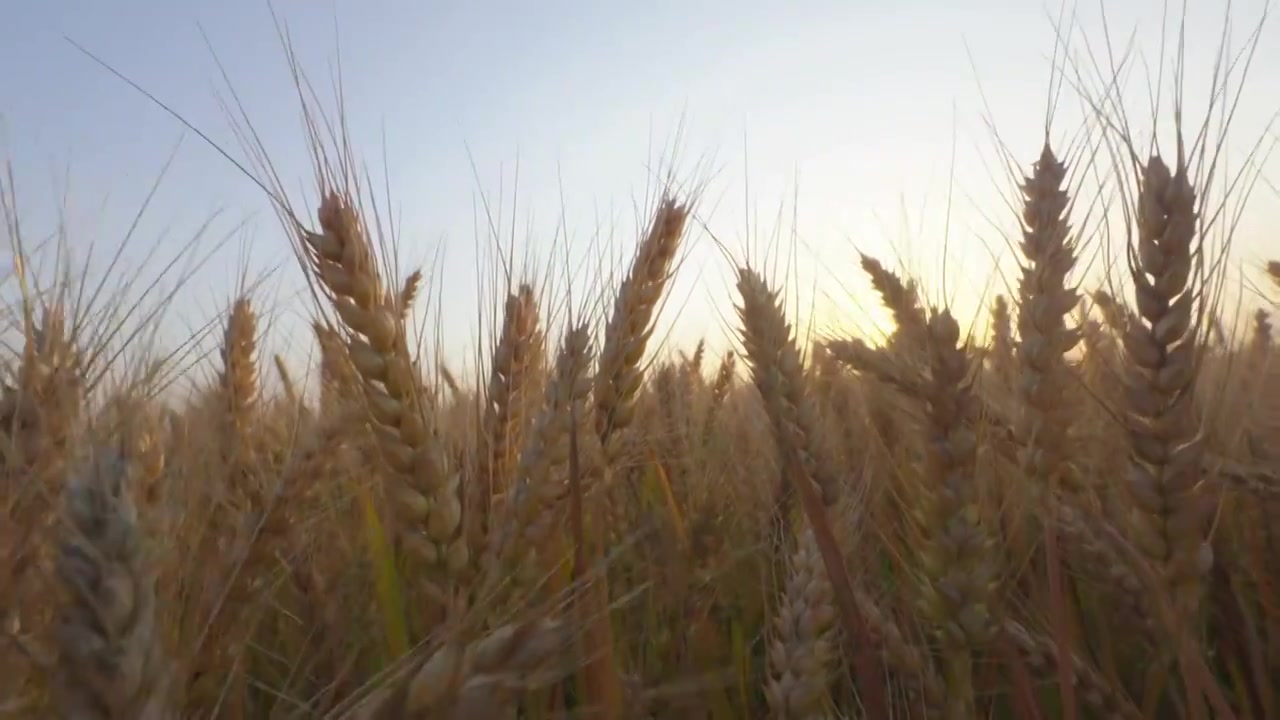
[219,297,259,465]
[735,266,890,717]
[474,285,543,550]
[859,252,928,355]
[1014,142,1085,498]
[594,198,690,451]
[1122,155,1213,631]
[482,323,594,604]
[304,191,468,578]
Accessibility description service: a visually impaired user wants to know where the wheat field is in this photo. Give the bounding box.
[3,12,1280,720]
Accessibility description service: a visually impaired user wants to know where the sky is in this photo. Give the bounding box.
[2,0,1278,396]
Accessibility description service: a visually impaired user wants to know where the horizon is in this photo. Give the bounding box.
[3,0,1279,400]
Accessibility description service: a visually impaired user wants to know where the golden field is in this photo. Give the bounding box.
[3,17,1280,720]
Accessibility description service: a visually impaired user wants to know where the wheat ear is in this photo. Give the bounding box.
[913,309,999,719]
[1263,259,1280,289]
[304,191,467,575]
[853,588,944,715]
[988,293,1014,381]
[54,449,174,719]
[1003,619,1142,720]
[736,267,889,717]
[736,269,839,507]
[357,618,575,719]
[315,322,359,413]
[1091,289,1132,335]
[1015,142,1084,496]
[398,268,423,320]
[1013,141,1085,714]
[1122,153,1213,630]
[859,253,928,354]
[485,324,594,598]
[594,198,689,450]
[765,522,839,720]
[475,284,543,545]
[220,297,259,465]
[702,350,735,444]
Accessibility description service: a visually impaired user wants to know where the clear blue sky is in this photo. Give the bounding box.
[3,0,1278,393]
